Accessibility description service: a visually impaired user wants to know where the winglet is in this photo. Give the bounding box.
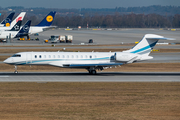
[36,11,56,26]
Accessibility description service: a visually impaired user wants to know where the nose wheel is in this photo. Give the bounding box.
[14,65,18,74]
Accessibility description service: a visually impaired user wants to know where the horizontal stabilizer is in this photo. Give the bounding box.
[146,37,175,40]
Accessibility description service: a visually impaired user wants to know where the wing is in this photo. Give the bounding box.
[49,62,123,68]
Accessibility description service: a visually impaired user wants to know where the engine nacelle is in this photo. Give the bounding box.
[115,52,138,62]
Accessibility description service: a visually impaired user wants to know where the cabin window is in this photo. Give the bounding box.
[62,55,65,58]
[58,55,60,58]
[35,55,37,58]
[94,55,97,58]
[67,55,69,58]
[71,55,74,58]
[49,55,51,58]
[81,55,83,58]
[76,55,78,58]
[85,55,88,58]
[53,55,55,58]
[39,55,41,58]
[12,54,21,57]
[90,56,92,58]
[44,55,46,58]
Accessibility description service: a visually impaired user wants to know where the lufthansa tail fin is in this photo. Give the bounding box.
[9,20,22,31]
[123,34,175,56]
[36,11,56,26]
[15,20,31,38]
[1,12,15,27]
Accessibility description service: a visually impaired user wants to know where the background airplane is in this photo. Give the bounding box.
[0,20,31,40]
[0,12,26,31]
[28,11,56,34]
[17,11,56,40]
[3,34,174,74]
[0,12,15,27]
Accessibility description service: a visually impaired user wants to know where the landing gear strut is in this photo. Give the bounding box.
[14,65,18,74]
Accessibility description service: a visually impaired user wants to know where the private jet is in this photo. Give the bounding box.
[3,34,174,74]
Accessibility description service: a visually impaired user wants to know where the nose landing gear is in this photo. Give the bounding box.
[14,65,18,74]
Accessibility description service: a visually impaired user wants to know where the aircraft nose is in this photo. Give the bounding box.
[3,58,12,64]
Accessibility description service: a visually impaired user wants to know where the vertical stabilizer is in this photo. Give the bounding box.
[10,12,26,27]
[36,11,56,26]
[1,12,15,27]
[15,20,31,38]
[123,34,174,55]
[9,20,22,31]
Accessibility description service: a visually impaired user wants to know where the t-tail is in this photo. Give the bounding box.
[15,20,31,38]
[1,12,15,27]
[35,11,56,27]
[123,34,175,56]
[9,20,22,31]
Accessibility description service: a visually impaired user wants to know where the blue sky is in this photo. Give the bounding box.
[1,0,180,8]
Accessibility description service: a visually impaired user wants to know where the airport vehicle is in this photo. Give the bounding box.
[0,12,15,27]
[50,35,60,43]
[89,39,93,43]
[44,35,59,43]
[65,35,73,43]
[60,35,66,43]
[0,12,26,30]
[3,34,174,74]
[0,20,31,40]
[45,35,71,43]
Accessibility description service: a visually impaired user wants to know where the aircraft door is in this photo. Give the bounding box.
[26,53,32,64]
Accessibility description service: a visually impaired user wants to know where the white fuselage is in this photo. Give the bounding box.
[0,30,18,39]
[29,26,48,34]
[0,26,47,38]
[3,51,153,69]
[4,52,113,66]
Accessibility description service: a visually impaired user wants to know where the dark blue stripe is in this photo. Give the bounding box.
[131,41,158,54]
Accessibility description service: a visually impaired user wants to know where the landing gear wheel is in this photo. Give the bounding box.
[89,70,97,75]
[92,70,96,75]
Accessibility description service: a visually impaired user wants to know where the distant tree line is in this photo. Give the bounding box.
[81,5,180,16]
[53,13,180,28]
[0,5,180,28]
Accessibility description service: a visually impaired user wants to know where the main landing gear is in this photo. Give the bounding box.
[87,67,98,75]
[14,65,18,74]
[88,70,97,75]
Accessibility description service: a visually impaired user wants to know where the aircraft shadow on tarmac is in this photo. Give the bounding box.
[0,72,180,76]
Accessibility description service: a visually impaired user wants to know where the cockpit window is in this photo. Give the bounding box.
[12,54,21,57]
